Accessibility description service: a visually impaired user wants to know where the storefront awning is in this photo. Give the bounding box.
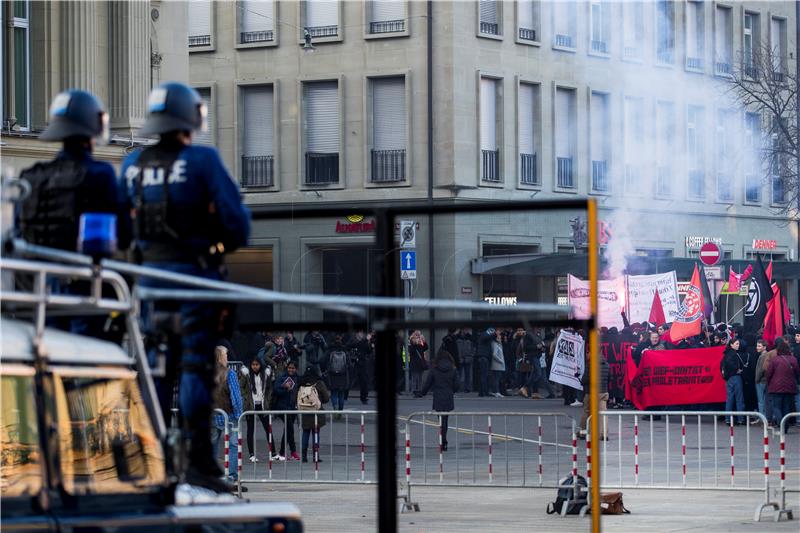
[473,253,800,280]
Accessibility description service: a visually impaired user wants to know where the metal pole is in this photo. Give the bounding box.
[587,199,601,533]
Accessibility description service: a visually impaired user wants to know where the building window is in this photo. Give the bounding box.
[555,87,576,188]
[517,0,539,42]
[687,105,705,199]
[304,0,338,38]
[770,117,787,204]
[770,17,787,82]
[590,92,610,192]
[589,0,608,54]
[478,0,500,36]
[303,81,339,185]
[9,0,30,129]
[518,83,539,186]
[656,101,675,197]
[194,88,213,145]
[622,1,643,60]
[188,0,213,47]
[480,77,501,182]
[714,5,732,75]
[655,0,674,64]
[368,0,404,34]
[238,0,274,44]
[624,97,644,193]
[742,12,759,79]
[240,86,274,188]
[715,109,735,202]
[552,1,576,49]
[685,0,704,70]
[744,112,761,203]
[371,77,406,183]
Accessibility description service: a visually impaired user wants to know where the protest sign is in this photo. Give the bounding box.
[626,271,680,324]
[549,330,586,391]
[568,275,625,329]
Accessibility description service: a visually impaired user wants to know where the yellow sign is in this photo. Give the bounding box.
[346,214,364,223]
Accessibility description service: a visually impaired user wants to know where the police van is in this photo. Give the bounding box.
[1,197,302,532]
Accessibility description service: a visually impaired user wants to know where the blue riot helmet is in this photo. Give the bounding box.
[140,82,207,136]
[39,90,110,143]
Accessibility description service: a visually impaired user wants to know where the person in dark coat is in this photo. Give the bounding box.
[417,350,459,451]
[239,356,276,462]
[440,328,461,370]
[272,361,300,460]
[298,366,331,463]
[475,328,494,397]
[347,330,373,405]
[721,339,745,425]
[325,335,350,411]
[408,330,429,392]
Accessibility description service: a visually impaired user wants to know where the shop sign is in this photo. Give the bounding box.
[685,236,722,249]
[752,239,777,250]
[336,215,376,233]
[483,296,518,306]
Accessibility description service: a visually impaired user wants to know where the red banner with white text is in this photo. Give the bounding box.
[627,346,726,410]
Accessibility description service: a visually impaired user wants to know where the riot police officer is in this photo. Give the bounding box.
[18,89,129,252]
[120,82,250,491]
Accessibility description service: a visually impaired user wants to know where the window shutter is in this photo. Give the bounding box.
[480,78,497,150]
[715,7,730,60]
[518,0,533,30]
[518,84,534,155]
[686,3,697,56]
[554,1,569,37]
[371,0,404,22]
[189,0,212,37]
[590,93,607,160]
[555,88,572,158]
[306,0,338,28]
[241,0,274,33]
[242,86,273,156]
[479,0,497,24]
[194,88,213,146]
[373,77,405,150]
[771,18,784,70]
[304,81,339,153]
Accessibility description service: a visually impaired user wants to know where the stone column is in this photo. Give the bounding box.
[59,0,97,93]
[108,0,149,131]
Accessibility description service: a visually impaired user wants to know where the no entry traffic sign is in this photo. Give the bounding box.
[699,241,722,266]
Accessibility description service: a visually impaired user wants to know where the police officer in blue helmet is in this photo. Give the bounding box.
[19,89,129,252]
[120,82,250,492]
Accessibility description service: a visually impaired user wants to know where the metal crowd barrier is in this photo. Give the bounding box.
[401,412,579,513]
[777,412,799,522]
[585,410,780,522]
[235,410,378,497]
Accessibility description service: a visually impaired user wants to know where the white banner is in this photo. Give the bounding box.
[549,331,585,391]
[625,271,680,324]
[568,274,625,329]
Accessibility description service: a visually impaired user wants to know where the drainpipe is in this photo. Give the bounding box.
[795,0,799,320]
[427,0,436,348]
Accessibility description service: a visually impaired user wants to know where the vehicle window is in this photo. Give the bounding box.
[0,367,42,498]
[53,368,165,495]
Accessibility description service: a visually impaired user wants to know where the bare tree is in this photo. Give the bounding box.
[727,43,798,213]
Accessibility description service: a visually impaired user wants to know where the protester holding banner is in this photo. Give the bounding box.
[721,339,746,425]
[549,329,585,407]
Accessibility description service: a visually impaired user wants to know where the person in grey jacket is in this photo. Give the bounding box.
[417,350,459,451]
[490,329,506,397]
[753,339,772,422]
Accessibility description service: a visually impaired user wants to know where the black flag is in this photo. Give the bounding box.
[698,263,716,322]
[744,255,774,333]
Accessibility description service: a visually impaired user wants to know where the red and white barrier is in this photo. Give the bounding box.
[633,415,639,485]
[681,415,687,486]
[360,414,366,482]
[537,416,543,486]
[223,422,230,478]
[487,415,493,483]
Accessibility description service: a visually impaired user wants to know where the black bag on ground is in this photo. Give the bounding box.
[546,474,588,515]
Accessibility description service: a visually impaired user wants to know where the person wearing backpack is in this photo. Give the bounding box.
[297,366,331,463]
[272,361,300,461]
[326,335,350,411]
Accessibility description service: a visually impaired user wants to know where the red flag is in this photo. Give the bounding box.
[648,289,667,326]
[728,267,742,293]
[766,260,773,282]
[763,285,785,348]
[741,264,753,282]
[671,265,704,342]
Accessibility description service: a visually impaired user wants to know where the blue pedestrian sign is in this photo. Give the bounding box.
[400,251,416,280]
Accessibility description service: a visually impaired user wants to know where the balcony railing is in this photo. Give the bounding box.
[240,30,274,43]
[520,153,537,185]
[305,152,339,184]
[518,27,536,41]
[306,25,338,38]
[686,57,703,69]
[591,40,608,54]
[715,61,732,75]
[557,157,574,188]
[241,155,274,188]
[188,34,211,47]
[479,21,499,35]
[555,34,574,48]
[369,19,405,34]
[657,49,674,64]
[623,45,639,59]
[744,64,759,80]
[481,149,500,182]
[656,166,671,197]
[745,176,761,203]
[772,71,785,83]
[591,160,608,192]
[371,149,405,182]
[716,173,733,202]
[688,169,705,199]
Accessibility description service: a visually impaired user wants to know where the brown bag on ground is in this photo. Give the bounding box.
[599,492,630,515]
